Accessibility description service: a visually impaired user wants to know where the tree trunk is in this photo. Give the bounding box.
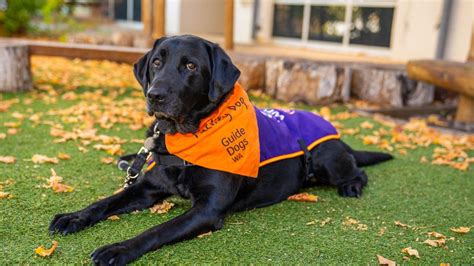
[0,43,32,92]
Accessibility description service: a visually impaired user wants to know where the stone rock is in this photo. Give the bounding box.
[406,81,434,107]
[133,35,153,48]
[112,32,135,47]
[264,59,284,98]
[351,68,404,107]
[265,59,343,105]
[233,56,266,91]
[67,33,112,45]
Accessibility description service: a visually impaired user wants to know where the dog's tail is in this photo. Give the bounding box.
[342,142,393,167]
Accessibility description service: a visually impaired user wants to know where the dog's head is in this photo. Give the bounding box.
[133,35,240,134]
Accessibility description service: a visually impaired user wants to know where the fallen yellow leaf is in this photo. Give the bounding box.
[0,133,6,139]
[424,239,441,247]
[401,247,420,259]
[427,231,445,239]
[57,153,71,160]
[101,157,115,164]
[43,169,74,193]
[360,121,374,129]
[394,220,411,228]
[0,191,13,199]
[107,215,120,221]
[197,231,212,238]
[32,154,59,164]
[287,192,318,202]
[7,128,18,135]
[376,254,396,266]
[0,156,16,164]
[150,200,175,214]
[34,240,58,257]
[450,227,470,234]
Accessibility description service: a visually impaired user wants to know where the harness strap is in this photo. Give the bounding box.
[297,139,316,181]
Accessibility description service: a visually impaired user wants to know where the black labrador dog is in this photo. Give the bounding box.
[49,35,392,265]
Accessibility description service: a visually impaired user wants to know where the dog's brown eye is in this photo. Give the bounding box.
[186,62,196,71]
[152,59,162,68]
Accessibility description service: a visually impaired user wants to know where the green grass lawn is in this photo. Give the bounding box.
[0,57,472,265]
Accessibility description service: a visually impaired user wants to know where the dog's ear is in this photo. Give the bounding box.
[133,37,167,95]
[208,44,241,103]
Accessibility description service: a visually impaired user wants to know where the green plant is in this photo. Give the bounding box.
[0,0,66,36]
[0,0,44,35]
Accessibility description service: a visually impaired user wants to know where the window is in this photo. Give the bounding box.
[113,0,141,22]
[350,7,394,47]
[272,0,395,49]
[308,5,346,43]
[272,4,304,38]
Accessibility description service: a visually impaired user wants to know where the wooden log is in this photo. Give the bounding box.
[407,60,474,123]
[23,39,147,64]
[456,95,474,122]
[0,43,32,92]
[407,60,474,97]
[224,0,234,50]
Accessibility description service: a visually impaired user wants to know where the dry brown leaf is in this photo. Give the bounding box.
[427,231,445,239]
[32,154,59,164]
[342,217,368,231]
[363,135,380,145]
[57,152,71,160]
[0,156,16,164]
[93,144,124,156]
[401,247,420,259]
[0,191,13,199]
[343,217,359,226]
[4,121,21,128]
[423,239,440,247]
[318,107,331,119]
[7,128,18,135]
[101,157,115,164]
[197,231,212,238]
[150,200,175,214]
[44,169,74,193]
[287,192,318,202]
[376,254,396,266]
[450,227,470,234]
[420,156,428,163]
[342,128,360,135]
[394,221,411,228]
[34,240,58,257]
[107,215,120,221]
[360,121,374,129]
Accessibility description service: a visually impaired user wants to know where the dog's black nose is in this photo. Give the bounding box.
[147,87,166,103]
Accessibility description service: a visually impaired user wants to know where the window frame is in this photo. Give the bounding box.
[271,0,396,54]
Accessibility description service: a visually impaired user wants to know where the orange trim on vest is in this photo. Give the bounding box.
[258,133,340,167]
[165,83,261,177]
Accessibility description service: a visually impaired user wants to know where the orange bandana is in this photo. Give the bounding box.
[165,83,261,177]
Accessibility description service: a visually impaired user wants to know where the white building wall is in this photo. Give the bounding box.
[166,0,181,35]
[234,0,254,43]
[390,0,444,60]
[444,0,473,61]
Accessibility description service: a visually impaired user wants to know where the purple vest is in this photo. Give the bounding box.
[255,108,339,166]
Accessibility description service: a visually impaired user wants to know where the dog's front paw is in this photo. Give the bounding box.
[91,242,136,266]
[338,182,363,198]
[49,212,90,234]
